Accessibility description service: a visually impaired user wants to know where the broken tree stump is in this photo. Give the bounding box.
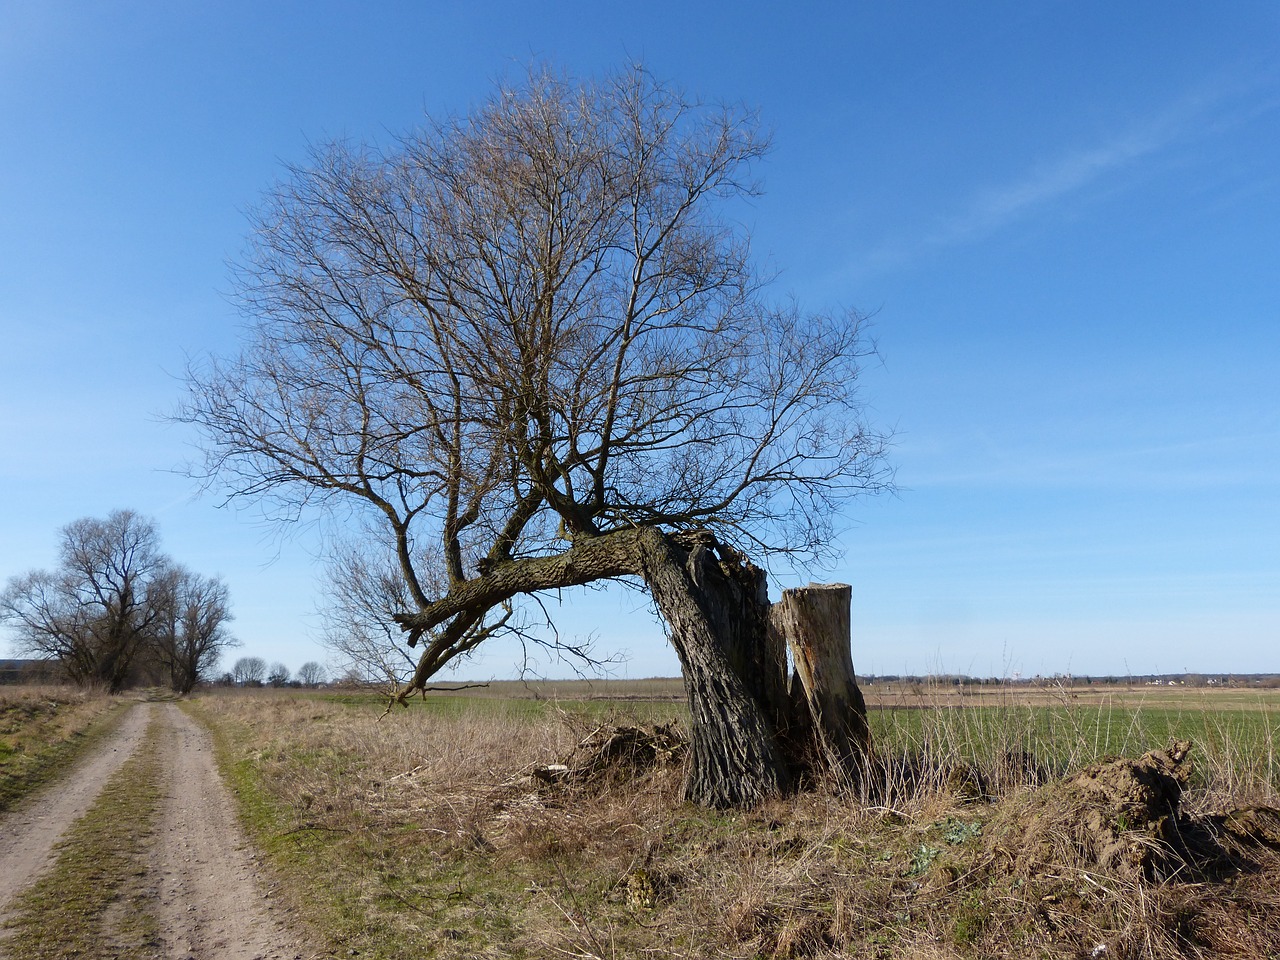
[770,582,872,784]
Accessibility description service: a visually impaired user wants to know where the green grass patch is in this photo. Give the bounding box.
[2,707,164,959]
[870,701,1280,797]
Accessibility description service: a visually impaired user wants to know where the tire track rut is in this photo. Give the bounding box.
[0,701,152,916]
[152,702,307,959]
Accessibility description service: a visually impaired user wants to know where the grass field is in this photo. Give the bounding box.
[328,679,1280,805]
[175,681,1280,958]
[6,680,1279,957]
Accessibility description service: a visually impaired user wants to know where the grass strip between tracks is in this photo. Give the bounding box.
[1,707,164,960]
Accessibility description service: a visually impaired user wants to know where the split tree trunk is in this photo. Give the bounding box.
[637,533,871,807]
[637,532,794,808]
[770,583,872,785]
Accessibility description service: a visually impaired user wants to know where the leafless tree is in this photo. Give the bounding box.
[297,660,327,687]
[232,655,267,685]
[152,566,237,694]
[267,662,291,687]
[318,533,427,685]
[182,66,891,807]
[1,511,169,692]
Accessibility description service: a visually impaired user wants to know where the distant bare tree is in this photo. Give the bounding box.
[152,567,237,694]
[2,512,236,695]
[182,67,890,807]
[297,661,327,687]
[2,511,168,693]
[232,655,267,685]
[267,662,291,687]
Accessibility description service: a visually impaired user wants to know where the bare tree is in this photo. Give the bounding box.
[1,511,169,693]
[267,662,291,687]
[152,566,237,694]
[297,661,327,687]
[182,67,890,807]
[319,534,426,685]
[232,655,267,685]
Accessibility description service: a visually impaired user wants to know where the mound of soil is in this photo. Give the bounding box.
[532,721,687,787]
[939,741,1280,956]
[986,739,1280,887]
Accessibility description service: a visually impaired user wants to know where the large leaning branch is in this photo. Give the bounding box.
[393,525,663,641]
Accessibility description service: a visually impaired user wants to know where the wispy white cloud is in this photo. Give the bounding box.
[928,124,1170,246]
[855,71,1278,275]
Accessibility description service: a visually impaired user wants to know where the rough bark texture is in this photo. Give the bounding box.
[771,583,872,785]
[635,532,793,808]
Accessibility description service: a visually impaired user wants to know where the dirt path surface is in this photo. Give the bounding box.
[0,700,315,959]
[152,702,309,960]
[0,701,152,914]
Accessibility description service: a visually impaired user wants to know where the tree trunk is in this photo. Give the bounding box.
[635,531,795,808]
[636,535,873,806]
[397,526,871,808]
[770,583,872,785]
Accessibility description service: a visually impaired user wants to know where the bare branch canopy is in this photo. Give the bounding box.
[180,65,892,806]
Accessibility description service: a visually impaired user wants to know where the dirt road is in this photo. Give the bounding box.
[0,701,152,910]
[0,701,313,959]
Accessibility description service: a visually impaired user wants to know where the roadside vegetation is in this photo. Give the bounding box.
[1,708,164,958]
[0,684,122,812]
[190,683,1280,959]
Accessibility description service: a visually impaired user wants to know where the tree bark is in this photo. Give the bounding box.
[770,583,872,785]
[634,532,794,808]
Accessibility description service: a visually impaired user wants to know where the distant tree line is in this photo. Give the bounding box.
[0,510,236,694]
[220,657,328,688]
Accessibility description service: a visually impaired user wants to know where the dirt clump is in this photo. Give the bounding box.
[1216,804,1280,848]
[985,740,1197,881]
[532,720,687,787]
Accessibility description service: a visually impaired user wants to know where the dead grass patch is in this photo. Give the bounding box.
[0,683,120,812]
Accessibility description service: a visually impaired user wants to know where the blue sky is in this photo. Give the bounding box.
[2,2,1277,680]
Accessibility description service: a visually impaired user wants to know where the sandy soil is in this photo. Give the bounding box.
[0,700,315,959]
[151,702,309,959]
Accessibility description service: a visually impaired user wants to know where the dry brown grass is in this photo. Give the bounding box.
[190,688,1280,959]
[0,683,120,811]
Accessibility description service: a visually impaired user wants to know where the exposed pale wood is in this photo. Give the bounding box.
[770,583,871,783]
